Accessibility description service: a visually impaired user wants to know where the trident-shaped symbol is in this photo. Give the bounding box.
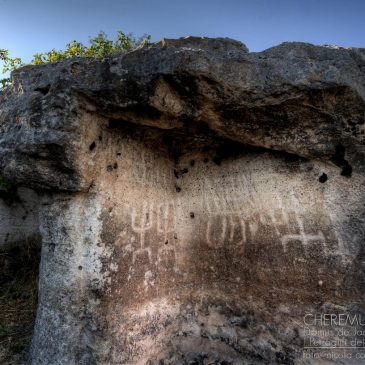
[131,201,154,263]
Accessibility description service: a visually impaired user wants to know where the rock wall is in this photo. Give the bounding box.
[0,37,364,364]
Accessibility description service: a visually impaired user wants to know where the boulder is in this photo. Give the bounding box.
[1,37,364,364]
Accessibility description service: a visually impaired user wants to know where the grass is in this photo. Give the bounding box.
[0,238,40,365]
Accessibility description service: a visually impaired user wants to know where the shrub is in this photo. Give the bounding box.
[0,31,151,89]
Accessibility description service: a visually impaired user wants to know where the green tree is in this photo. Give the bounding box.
[0,31,151,89]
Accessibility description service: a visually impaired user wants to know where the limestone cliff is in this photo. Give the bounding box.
[0,37,364,364]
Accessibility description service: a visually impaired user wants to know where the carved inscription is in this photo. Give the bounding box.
[200,177,333,254]
[131,201,154,264]
[132,149,171,187]
[117,200,179,271]
[281,193,326,252]
[115,177,338,280]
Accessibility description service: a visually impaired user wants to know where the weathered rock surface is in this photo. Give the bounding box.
[0,37,364,364]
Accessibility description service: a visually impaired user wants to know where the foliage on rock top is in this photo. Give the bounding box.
[0,31,151,89]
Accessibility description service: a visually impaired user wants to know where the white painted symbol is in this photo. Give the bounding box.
[281,192,326,252]
[131,201,154,263]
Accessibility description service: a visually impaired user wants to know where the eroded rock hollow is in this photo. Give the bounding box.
[0,37,364,364]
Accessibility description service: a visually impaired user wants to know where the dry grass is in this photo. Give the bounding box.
[0,238,40,365]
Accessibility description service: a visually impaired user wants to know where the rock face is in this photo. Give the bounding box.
[0,37,365,364]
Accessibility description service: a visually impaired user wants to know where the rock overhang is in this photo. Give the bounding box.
[0,37,364,364]
[1,36,364,191]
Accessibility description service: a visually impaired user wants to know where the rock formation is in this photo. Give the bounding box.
[0,37,364,364]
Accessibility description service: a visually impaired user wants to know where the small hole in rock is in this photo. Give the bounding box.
[98,136,102,141]
[203,158,209,163]
[190,160,195,167]
[34,84,50,95]
[174,168,189,179]
[319,173,328,183]
[331,144,353,178]
[341,164,352,177]
[190,212,195,218]
[176,186,181,193]
[107,165,113,172]
[89,141,96,151]
[213,157,222,165]
[165,240,168,245]
[113,163,118,169]
[78,266,83,271]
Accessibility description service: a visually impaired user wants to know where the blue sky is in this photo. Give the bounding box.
[0,0,364,65]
